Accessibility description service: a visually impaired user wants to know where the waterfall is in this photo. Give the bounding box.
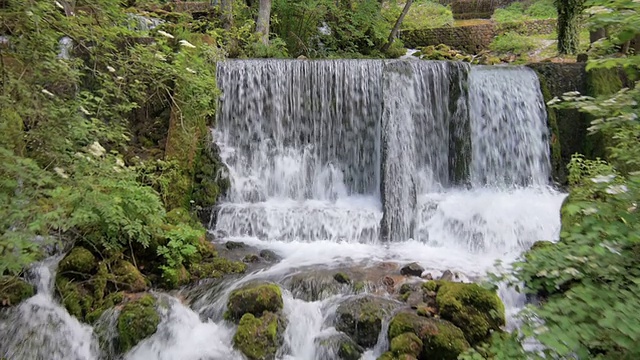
[0,60,566,360]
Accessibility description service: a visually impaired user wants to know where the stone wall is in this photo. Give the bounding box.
[527,62,588,185]
[401,19,557,54]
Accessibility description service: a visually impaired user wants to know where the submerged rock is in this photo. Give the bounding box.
[315,332,364,360]
[116,294,160,353]
[259,249,280,262]
[0,276,35,307]
[226,282,283,321]
[400,263,424,277]
[436,282,505,345]
[334,272,351,284]
[335,295,401,348]
[233,312,283,360]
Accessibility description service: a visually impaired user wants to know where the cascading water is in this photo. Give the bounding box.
[0,60,566,360]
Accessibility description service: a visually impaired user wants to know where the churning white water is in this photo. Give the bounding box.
[0,60,565,360]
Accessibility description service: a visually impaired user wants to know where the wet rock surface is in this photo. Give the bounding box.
[400,263,424,277]
[335,295,403,348]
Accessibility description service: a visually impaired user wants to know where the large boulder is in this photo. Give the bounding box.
[233,312,283,360]
[58,247,97,277]
[388,312,469,360]
[400,263,424,277]
[335,295,401,348]
[435,282,505,345]
[0,276,34,307]
[226,282,283,322]
[116,294,160,353]
[112,260,148,292]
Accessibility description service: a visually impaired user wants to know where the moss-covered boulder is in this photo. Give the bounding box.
[388,312,469,360]
[0,276,35,307]
[59,247,97,277]
[113,260,149,292]
[117,294,160,352]
[335,295,401,348]
[377,352,417,360]
[390,332,422,357]
[436,282,505,345]
[56,275,95,319]
[226,282,283,322]
[421,319,470,360]
[233,312,283,360]
[315,333,364,360]
[190,257,247,281]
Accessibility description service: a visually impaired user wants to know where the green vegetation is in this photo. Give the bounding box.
[492,0,557,23]
[383,0,454,30]
[116,294,160,353]
[225,282,284,321]
[233,312,282,360]
[490,32,537,54]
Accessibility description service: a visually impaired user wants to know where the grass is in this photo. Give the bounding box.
[383,0,454,30]
[490,32,537,54]
[492,0,557,23]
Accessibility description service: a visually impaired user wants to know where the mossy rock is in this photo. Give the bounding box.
[0,276,35,307]
[315,333,364,360]
[390,332,423,357]
[113,260,149,292]
[388,312,469,360]
[436,282,505,345]
[86,291,125,323]
[377,352,418,360]
[421,280,438,292]
[56,275,95,319]
[59,247,97,277]
[226,283,283,322]
[422,319,469,360]
[190,257,246,280]
[233,312,283,360]
[335,295,401,348]
[334,272,351,284]
[116,294,160,353]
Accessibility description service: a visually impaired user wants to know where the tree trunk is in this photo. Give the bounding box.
[556,0,584,55]
[255,0,272,46]
[382,0,413,53]
[221,0,234,31]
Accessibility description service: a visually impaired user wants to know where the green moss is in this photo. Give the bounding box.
[436,282,505,345]
[0,108,25,155]
[226,283,283,322]
[117,294,160,353]
[112,260,148,292]
[377,352,417,360]
[59,247,97,277]
[535,71,565,184]
[191,257,246,280]
[421,280,438,292]
[339,340,363,360]
[421,319,470,360]
[352,281,366,293]
[333,272,351,284]
[166,208,193,225]
[0,276,35,307]
[56,276,94,319]
[390,332,422,357]
[86,291,125,323]
[233,312,281,360]
[335,296,400,347]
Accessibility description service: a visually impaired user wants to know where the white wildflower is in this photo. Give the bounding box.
[582,207,598,215]
[55,1,64,9]
[107,65,116,73]
[116,158,125,167]
[563,91,580,97]
[591,174,615,183]
[157,30,174,39]
[605,184,628,195]
[87,141,106,157]
[186,67,197,74]
[54,167,69,179]
[628,203,637,213]
[179,40,196,49]
[547,97,561,106]
[564,267,581,276]
[79,106,91,115]
[116,76,124,81]
[585,6,613,14]
[41,89,55,97]
[113,166,122,173]
[26,11,34,16]
[154,53,167,61]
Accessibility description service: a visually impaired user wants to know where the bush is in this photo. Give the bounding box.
[525,0,557,19]
[492,0,557,23]
[489,32,537,54]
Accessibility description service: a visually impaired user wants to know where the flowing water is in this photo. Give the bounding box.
[0,60,566,359]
